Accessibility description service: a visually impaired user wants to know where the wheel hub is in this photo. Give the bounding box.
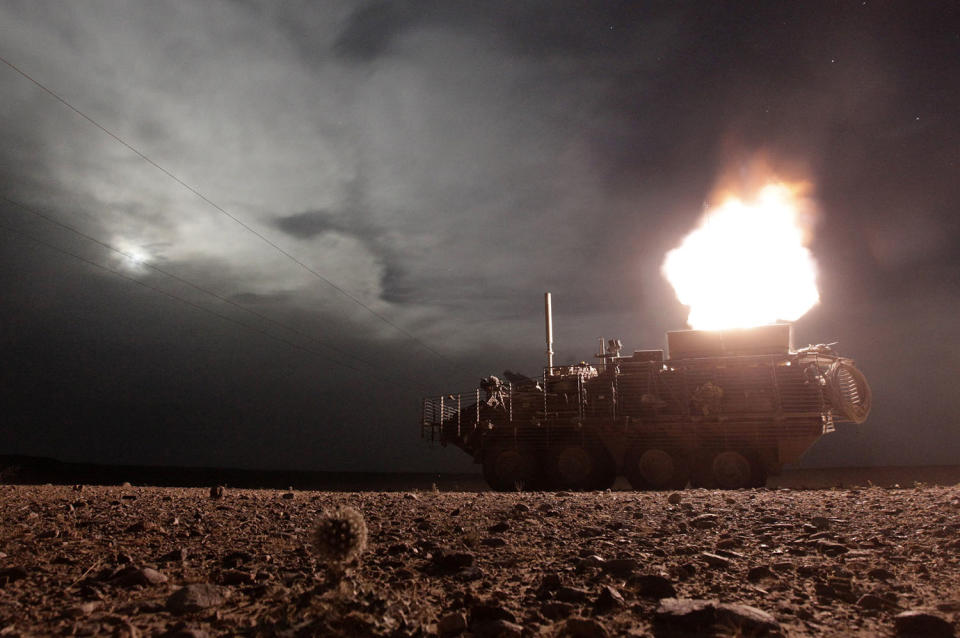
[712,451,752,489]
[494,450,531,485]
[555,446,592,485]
[638,449,675,488]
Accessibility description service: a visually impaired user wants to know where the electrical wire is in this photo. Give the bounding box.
[0,193,379,372]
[0,219,393,380]
[0,53,452,365]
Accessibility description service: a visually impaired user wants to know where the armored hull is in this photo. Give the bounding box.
[421,323,871,491]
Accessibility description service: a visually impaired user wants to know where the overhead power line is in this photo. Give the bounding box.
[1,193,378,372]
[0,220,387,379]
[0,53,452,365]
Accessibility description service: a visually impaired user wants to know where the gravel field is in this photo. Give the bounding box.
[1,484,958,637]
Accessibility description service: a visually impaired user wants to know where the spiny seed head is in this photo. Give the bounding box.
[312,506,367,564]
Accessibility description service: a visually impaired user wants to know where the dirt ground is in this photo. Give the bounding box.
[1,484,958,637]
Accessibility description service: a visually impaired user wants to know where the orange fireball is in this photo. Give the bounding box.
[662,182,819,330]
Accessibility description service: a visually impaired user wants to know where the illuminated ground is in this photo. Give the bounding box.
[1,484,957,636]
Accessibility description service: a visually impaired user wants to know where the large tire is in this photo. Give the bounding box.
[710,450,753,489]
[589,452,618,490]
[545,443,612,491]
[624,448,690,491]
[747,450,770,488]
[482,447,539,492]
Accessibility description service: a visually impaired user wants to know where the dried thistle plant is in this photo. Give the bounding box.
[312,506,368,565]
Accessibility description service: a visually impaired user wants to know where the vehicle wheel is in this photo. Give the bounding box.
[547,444,608,490]
[749,464,769,488]
[625,448,690,490]
[589,450,618,490]
[689,451,713,488]
[747,451,770,488]
[711,450,753,489]
[482,447,539,492]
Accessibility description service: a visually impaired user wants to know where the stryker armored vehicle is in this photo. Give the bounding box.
[421,293,871,491]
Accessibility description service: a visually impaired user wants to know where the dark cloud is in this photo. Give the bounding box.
[272,206,417,305]
[333,0,415,61]
[274,210,347,239]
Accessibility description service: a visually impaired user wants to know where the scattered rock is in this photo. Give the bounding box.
[209,486,224,499]
[435,551,474,572]
[655,598,717,633]
[716,537,740,550]
[715,602,783,636]
[0,567,27,586]
[124,520,155,533]
[594,585,625,613]
[601,558,637,577]
[281,492,295,500]
[221,550,252,568]
[541,601,575,620]
[469,604,516,625]
[109,566,168,588]
[655,598,781,636]
[166,584,228,615]
[868,567,895,581]
[747,565,776,582]
[219,569,254,585]
[816,541,849,556]
[577,555,606,570]
[700,552,732,569]
[691,513,719,529]
[667,492,683,505]
[857,594,886,610]
[541,573,563,591]
[631,573,676,599]
[894,610,955,637]
[797,564,819,577]
[560,616,610,638]
[811,516,832,530]
[471,619,522,638]
[488,522,510,534]
[676,563,697,580]
[481,537,507,547]
[112,619,141,637]
[63,601,101,617]
[158,548,188,563]
[437,612,467,637]
[555,586,590,604]
[456,566,483,582]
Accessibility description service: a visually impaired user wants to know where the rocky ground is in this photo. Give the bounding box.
[0,483,958,637]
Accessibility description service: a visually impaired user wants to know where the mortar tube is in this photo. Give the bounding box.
[545,292,554,372]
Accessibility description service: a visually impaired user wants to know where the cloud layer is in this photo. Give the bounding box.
[1,1,958,470]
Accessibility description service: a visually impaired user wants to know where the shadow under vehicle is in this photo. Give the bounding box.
[421,294,871,491]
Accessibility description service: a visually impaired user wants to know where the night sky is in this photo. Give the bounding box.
[1,1,958,473]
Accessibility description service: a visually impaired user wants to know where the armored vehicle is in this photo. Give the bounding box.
[421,294,871,491]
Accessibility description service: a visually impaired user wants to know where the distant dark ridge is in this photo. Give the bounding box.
[0,455,484,491]
[2,455,958,491]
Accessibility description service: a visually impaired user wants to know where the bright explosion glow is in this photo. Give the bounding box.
[661,182,819,330]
